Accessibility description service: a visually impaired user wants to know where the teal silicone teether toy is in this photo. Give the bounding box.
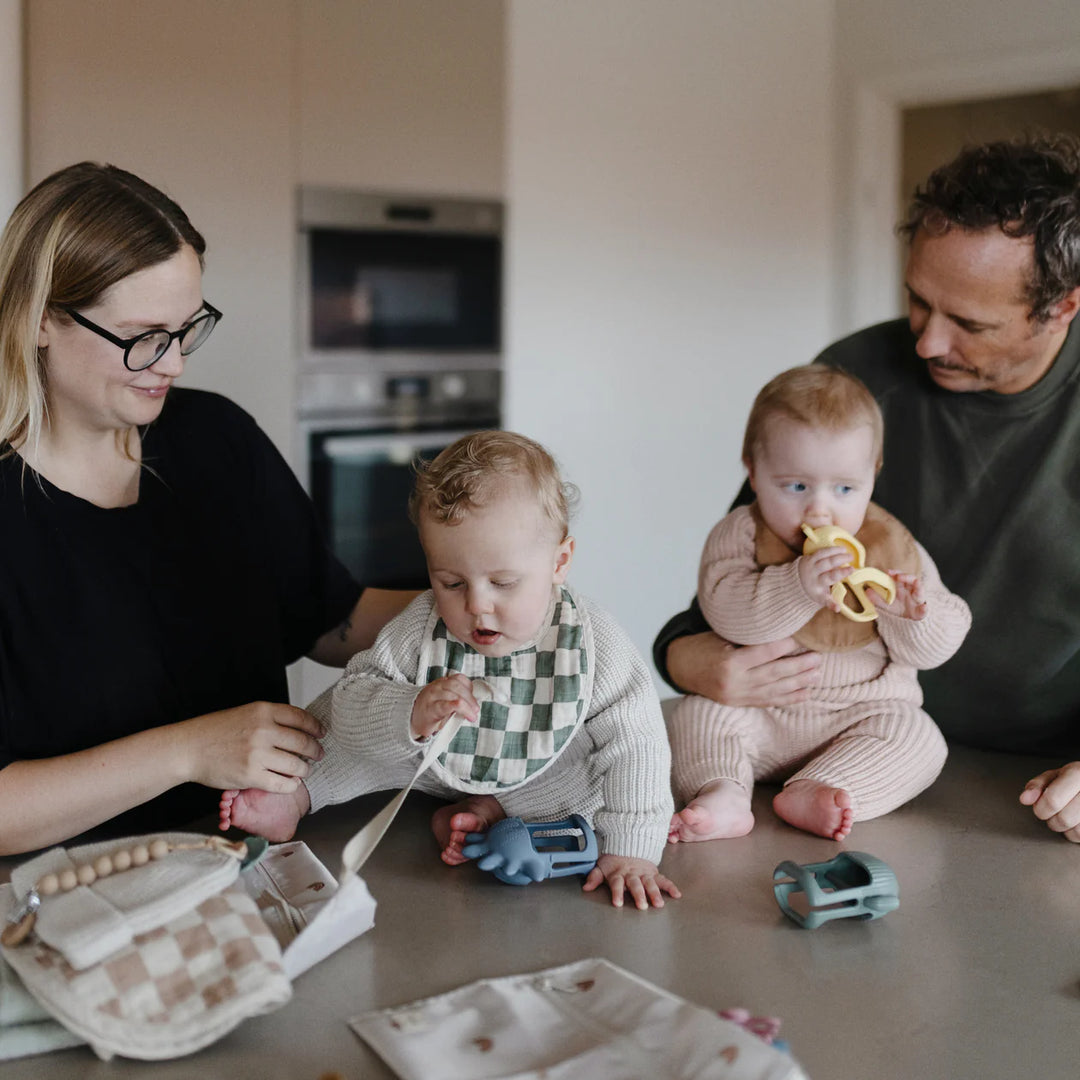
[773,851,898,929]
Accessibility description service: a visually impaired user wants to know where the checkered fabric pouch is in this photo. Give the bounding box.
[7,833,244,971]
[419,586,595,794]
[0,835,291,1060]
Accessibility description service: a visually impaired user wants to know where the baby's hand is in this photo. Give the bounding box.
[798,546,854,612]
[873,571,927,621]
[582,854,681,910]
[411,674,480,740]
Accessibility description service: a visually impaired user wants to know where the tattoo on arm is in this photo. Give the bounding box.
[336,616,353,643]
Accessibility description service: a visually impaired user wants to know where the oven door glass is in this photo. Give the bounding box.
[308,229,500,351]
[309,427,492,590]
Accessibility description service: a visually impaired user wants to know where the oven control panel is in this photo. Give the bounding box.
[297,368,500,426]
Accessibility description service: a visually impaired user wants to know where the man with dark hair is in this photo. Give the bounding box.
[655,133,1080,841]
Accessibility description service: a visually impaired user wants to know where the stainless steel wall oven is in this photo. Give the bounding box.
[297,188,503,590]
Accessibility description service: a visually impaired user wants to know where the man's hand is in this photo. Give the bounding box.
[1020,762,1080,841]
[666,632,820,708]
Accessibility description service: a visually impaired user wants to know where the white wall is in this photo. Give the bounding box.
[0,0,22,222]
[26,0,296,452]
[505,0,836,672]
[297,0,504,197]
[25,0,505,458]
[837,0,1078,77]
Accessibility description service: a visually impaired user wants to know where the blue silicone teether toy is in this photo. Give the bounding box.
[462,814,598,885]
[773,851,899,929]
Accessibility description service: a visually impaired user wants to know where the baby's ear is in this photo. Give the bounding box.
[553,536,575,584]
[743,457,757,492]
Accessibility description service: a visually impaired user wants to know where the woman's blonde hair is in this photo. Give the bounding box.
[742,365,884,472]
[409,430,578,539]
[0,162,205,455]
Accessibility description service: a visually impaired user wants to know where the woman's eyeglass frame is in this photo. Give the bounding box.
[58,301,223,372]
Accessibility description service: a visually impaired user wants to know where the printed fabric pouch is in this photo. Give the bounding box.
[351,957,809,1080]
[0,832,291,1061]
[239,839,376,980]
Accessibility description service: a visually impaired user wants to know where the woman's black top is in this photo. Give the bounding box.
[0,388,361,835]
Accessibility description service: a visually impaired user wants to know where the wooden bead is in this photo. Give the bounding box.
[5,837,208,952]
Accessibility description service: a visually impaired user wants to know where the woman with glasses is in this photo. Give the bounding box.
[0,162,404,855]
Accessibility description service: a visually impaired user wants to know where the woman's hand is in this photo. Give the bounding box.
[177,702,325,793]
[0,701,326,855]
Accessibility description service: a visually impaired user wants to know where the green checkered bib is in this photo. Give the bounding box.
[417,585,594,794]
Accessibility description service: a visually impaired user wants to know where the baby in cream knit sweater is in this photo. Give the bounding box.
[668,365,971,843]
[222,430,679,911]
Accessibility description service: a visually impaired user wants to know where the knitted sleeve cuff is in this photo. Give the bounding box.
[593,819,669,865]
[305,686,419,812]
[876,593,972,669]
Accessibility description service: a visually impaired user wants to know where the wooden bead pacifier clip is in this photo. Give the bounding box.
[801,524,896,622]
[1,835,248,948]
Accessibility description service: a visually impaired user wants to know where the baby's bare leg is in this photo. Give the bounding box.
[772,780,854,841]
[668,779,755,842]
[432,795,506,865]
[219,783,311,842]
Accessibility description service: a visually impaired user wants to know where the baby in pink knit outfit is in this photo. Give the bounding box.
[668,365,971,842]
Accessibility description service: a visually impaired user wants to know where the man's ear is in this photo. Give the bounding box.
[553,536,575,584]
[1045,285,1080,331]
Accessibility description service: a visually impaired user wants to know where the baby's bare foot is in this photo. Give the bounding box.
[773,780,854,841]
[218,786,308,842]
[432,795,505,865]
[668,779,754,843]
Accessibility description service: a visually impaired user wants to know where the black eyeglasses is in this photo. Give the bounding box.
[59,301,223,371]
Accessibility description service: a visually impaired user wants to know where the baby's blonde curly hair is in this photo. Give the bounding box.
[409,430,577,538]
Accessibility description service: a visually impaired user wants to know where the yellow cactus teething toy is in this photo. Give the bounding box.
[801,524,897,622]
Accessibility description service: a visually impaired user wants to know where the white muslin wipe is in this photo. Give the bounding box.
[351,957,809,1080]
